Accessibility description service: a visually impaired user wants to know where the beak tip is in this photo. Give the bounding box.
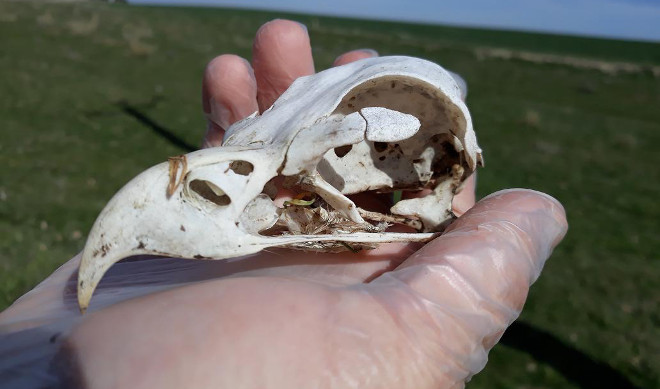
[77,247,103,314]
[77,275,91,314]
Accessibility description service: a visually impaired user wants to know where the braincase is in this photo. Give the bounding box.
[325,75,470,193]
[335,75,467,146]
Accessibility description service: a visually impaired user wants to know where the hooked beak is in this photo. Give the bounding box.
[77,148,277,313]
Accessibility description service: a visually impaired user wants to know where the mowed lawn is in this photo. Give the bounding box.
[1,2,659,388]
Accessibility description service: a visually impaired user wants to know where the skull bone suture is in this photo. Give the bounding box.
[77,56,483,312]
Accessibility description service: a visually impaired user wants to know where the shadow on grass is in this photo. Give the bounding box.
[502,321,639,389]
[116,101,196,153]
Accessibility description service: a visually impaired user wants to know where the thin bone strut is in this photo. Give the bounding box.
[167,155,187,197]
[357,208,423,231]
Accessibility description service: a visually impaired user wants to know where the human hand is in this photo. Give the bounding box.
[0,20,567,389]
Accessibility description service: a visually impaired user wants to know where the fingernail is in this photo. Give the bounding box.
[295,21,308,34]
[483,188,562,210]
[208,97,232,131]
[357,48,378,57]
[202,121,223,148]
[241,57,255,78]
[482,189,568,240]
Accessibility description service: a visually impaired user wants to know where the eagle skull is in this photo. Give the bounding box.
[77,56,483,312]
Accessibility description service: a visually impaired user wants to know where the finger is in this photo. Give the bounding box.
[252,20,314,112]
[201,54,258,147]
[452,173,476,216]
[333,49,378,66]
[369,189,567,384]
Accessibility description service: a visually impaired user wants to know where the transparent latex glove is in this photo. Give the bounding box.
[0,20,567,389]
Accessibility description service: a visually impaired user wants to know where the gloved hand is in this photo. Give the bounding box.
[0,20,567,389]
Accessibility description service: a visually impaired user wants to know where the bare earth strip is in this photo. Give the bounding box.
[474,47,660,76]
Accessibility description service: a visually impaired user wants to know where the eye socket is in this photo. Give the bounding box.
[189,180,231,206]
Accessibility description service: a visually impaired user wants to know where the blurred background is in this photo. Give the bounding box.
[0,0,658,387]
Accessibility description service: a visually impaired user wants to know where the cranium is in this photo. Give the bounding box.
[77,56,483,312]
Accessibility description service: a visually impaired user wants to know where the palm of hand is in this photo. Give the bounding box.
[0,20,567,389]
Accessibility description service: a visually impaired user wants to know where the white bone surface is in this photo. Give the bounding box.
[77,56,483,312]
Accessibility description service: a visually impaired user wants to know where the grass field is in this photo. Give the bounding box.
[1,1,659,388]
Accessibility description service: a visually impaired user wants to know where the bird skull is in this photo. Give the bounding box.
[77,56,483,312]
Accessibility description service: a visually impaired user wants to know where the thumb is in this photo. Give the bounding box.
[368,189,567,387]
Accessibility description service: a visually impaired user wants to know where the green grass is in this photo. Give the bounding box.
[1,1,659,387]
